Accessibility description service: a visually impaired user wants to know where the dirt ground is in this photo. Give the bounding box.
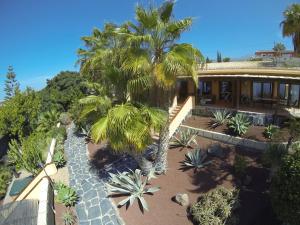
[89,136,280,225]
[183,115,289,142]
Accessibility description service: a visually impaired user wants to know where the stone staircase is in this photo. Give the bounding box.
[169,104,183,121]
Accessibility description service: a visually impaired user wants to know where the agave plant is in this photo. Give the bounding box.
[62,210,76,225]
[170,129,198,149]
[264,125,278,139]
[228,113,250,136]
[182,149,212,172]
[107,169,160,212]
[211,110,231,128]
[56,184,79,207]
[53,150,66,168]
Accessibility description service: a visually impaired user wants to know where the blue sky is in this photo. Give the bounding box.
[0,0,296,100]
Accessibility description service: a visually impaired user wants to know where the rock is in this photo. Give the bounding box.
[243,175,252,186]
[208,144,224,158]
[175,193,189,206]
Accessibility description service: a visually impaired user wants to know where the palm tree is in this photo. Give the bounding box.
[281,4,300,55]
[117,1,204,173]
[78,1,203,174]
[37,110,60,133]
[78,26,168,172]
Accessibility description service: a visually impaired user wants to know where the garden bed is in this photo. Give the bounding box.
[108,136,279,225]
[183,115,290,142]
[54,203,78,225]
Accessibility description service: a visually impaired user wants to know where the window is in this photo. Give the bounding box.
[290,84,300,107]
[199,81,212,96]
[252,81,272,99]
[278,83,289,100]
[219,81,232,101]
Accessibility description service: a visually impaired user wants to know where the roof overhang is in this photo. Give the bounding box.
[177,68,300,80]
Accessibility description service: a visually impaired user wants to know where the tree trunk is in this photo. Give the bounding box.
[131,152,153,175]
[155,125,170,174]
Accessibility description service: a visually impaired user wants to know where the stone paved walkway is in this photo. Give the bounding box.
[64,124,137,225]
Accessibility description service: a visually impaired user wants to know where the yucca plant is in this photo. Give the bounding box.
[62,210,76,225]
[228,114,250,136]
[182,149,212,172]
[211,110,231,128]
[55,184,79,207]
[107,169,160,212]
[170,129,198,149]
[264,125,278,139]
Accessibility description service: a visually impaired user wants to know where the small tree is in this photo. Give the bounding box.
[223,57,231,62]
[270,148,300,225]
[4,66,20,100]
[217,51,222,62]
[206,57,212,63]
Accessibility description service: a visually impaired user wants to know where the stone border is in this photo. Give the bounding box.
[180,124,287,151]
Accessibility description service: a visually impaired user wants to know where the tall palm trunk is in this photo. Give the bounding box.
[154,88,176,174]
[155,124,170,174]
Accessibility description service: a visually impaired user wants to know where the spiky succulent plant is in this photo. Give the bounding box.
[56,184,79,207]
[170,129,198,149]
[211,109,231,128]
[182,149,212,172]
[228,113,250,136]
[107,169,160,212]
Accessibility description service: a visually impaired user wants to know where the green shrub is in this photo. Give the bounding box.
[270,149,300,225]
[262,144,287,168]
[37,110,60,133]
[233,155,248,177]
[182,149,211,171]
[60,112,72,125]
[48,126,67,142]
[263,125,278,139]
[62,210,76,225]
[107,169,160,212]
[191,187,239,225]
[53,151,66,168]
[0,166,12,199]
[7,132,49,175]
[211,110,231,128]
[228,114,250,136]
[55,183,79,207]
[170,129,198,148]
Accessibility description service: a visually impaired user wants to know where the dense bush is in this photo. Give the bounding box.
[191,187,239,225]
[37,110,60,133]
[270,149,300,225]
[7,132,49,175]
[0,166,12,199]
[0,88,41,138]
[228,114,250,136]
[39,71,86,112]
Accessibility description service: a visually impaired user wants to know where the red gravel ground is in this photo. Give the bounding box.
[88,137,280,225]
[183,115,290,142]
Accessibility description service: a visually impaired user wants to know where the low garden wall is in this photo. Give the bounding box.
[192,105,286,126]
[180,124,287,151]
